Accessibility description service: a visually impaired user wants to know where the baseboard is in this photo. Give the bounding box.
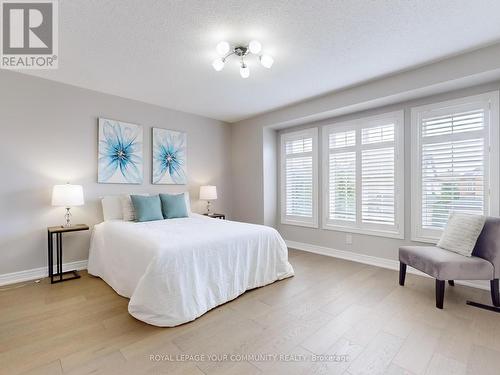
[0,260,88,286]
[286,240,490,291]
[1,242,490,291]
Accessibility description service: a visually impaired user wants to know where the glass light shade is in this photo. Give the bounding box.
[212,58,225,71]
[216,41,230,55]
[260,54,274,68]
[52,184,84,207]
[199,185,217,200]
[240,64,250,78]
[248,40,262,54]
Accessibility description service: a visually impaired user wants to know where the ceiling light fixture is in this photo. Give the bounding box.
[259,54,274,69]
[239,62,250,79]
[212,58,225,71]
[248,40,262,54]
[216,41,230,55]
[211,40,273,78]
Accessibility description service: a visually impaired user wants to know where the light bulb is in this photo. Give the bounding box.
[216,41,230,55]
[260,54,274,68]
[240,63,250,79]
[212,58,225,71]
[248,40,262,54]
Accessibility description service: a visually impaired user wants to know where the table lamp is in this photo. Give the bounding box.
[199,185,217,214]
[52,184,84,227]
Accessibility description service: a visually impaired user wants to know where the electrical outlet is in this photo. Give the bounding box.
[346,233,352,245]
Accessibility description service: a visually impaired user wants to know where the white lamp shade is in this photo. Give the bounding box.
[216,41,230,55]
[199,185,217,200]
[240,65,250,79]
[260,54,274,68]
[52,184,84,207]
[248,40,262,54]
[212,58,225,71]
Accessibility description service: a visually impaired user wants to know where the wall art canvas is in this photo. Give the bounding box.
[98,118,143,184]
[152,128,187,184]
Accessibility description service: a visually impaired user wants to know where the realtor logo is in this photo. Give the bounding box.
[1,0,58,69]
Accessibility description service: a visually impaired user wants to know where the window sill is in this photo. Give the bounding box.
[411,227,441,244]
[281,219,319,228]
[410,235,439,244]
[322,223,404,239]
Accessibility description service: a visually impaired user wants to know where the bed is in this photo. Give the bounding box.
[87,213,294,327]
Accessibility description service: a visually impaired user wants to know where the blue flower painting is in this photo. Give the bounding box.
[152,128,187,184]
[98,118,143,184]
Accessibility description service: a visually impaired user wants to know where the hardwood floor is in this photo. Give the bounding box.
[1,249,500,375]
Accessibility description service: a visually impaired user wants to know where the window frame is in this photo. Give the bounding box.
[411,91,500,243]
[280,127,319,228]
[321,111,405,239]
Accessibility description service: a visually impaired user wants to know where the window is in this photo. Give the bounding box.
[280,128,319,227]
[411,92,499,242]
[322,111,404,238]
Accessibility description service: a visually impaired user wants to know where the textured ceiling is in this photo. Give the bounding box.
[22,0,500,122]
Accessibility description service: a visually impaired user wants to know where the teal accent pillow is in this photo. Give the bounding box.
[160,193,189,219]
[130,195,164,222]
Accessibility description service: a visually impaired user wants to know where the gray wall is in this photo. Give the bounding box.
[231,43,500,226]
[0,71,232,275]
[231,43,500,262]
[278,82,500,260]
[263,128,278,227]
[231,120,264,224]
[4,43,500,277]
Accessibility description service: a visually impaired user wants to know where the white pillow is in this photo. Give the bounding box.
[101,196,123,221]
[437,213,486,257]
[121,193,148,221]
[183,192,192,213]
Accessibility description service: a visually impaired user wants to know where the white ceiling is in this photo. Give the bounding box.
[23,0,500,123]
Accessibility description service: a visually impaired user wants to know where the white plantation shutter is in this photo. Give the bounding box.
[361,125,396,227]
[281,128,318,227]
[330,130,356,148]
[361,146,395,225]
[323,112,404,238]
[421,138,484,229]
[285,156,313,217]
[329,151,356,221]
[285,137,312,154]
[411,92,499,242]
[362,124,394,144]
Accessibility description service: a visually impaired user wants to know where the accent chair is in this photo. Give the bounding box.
[398,217,500,309]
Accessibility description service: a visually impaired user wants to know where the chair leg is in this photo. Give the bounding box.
[436,279,445,309]
[448,280,455,286]
[491,279,500,307]
[399,262,407,286]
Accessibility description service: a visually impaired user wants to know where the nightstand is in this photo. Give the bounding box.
[47,224,89,284]
[203,213,226,220]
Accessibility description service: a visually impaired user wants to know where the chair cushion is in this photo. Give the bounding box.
[399,246,494,280]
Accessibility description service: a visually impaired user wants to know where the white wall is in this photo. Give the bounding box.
[0,71,232,275]
[231,43,500,261]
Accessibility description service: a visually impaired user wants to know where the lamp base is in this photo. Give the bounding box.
[63,207,72,227]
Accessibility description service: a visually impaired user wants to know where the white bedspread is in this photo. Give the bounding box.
[87,214,294,326]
